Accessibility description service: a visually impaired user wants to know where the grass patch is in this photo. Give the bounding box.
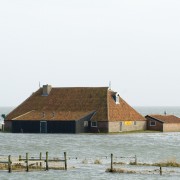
[106,168,136,174]
[109,130,162,134]
[81,130,162,135]
[0,163,66,171]
[94,159,102,165]
[153,160,180,167]
[129,161,137,165]
[129,160,180,167]
[0,164,7,170]
[106,167,178,175]
[113,162,126,165]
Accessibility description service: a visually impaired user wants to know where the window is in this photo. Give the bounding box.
[84,121,88,127]
[150,121,156,126]
[134,121,137,125]
[91,121,97,127]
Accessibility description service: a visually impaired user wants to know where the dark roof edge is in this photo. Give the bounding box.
[145,115,164,123]
[78,111,96,121]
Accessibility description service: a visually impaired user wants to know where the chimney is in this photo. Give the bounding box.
[42,84,52,96]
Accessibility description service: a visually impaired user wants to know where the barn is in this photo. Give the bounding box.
[5,85,146,133]
[146,115,180,132]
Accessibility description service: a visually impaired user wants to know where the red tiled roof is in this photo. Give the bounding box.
[13,110,94,121]
[6,86,145,122]
[6,87,108,121]
[108,91,146,121]
[147,115,180,123]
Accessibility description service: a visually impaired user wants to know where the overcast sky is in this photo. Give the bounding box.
[0,0,180,107]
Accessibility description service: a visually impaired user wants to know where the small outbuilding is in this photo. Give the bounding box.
[145,115,180,132]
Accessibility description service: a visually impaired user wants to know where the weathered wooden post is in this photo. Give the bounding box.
[26,153,29,172]
[2,124,4,132]
[46,152,49,171]
[40,152,42,168]
[64,152,67,170]
[110,153,113,172]
[160,166,162,175]
[19,155,21,161]
[135,155,137,165]
[8,155,12,173]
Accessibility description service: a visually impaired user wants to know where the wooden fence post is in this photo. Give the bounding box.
[26,153,29,172]
[160,166,162,175]
[64,152,67,170]
[46,152,49,171]
[110,153,113,172]
[19,155,22,161]
[8,155,12,173]
[135,155,137,165]
[40,152,42,168]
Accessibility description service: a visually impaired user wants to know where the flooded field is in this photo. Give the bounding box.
[0,132,180,179]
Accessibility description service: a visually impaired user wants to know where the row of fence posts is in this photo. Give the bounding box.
[110,153,163,175]
[2,152,164,175]
[5,152,67,173]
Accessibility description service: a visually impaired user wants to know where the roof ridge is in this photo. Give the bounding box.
[52,87,109,89]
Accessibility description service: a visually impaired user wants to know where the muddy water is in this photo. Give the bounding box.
[0,133,180,180]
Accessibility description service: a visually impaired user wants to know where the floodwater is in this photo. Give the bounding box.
[0,133,180,180]
[0,106,180,179]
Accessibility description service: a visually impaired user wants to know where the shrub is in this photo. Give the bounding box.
[94,159,102,164]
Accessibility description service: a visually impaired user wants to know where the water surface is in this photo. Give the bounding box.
[0,133,180,180]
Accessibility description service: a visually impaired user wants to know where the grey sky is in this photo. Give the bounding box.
[0,0,180,106]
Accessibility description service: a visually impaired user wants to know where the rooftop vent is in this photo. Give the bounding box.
[42,84,52,96]
[115,93,120,104]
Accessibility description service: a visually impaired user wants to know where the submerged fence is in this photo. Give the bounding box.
[107,153,180,176]
[0,152,180,176]
[0,152,67,173]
